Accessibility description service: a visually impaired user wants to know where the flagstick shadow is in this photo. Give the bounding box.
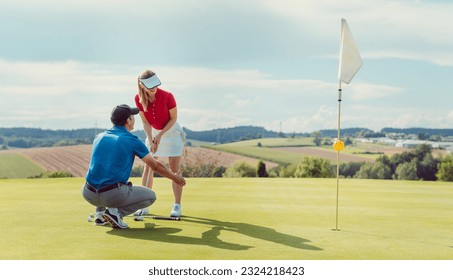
[106,216,322,251]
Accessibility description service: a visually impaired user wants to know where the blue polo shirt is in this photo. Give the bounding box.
[86,126,149,189]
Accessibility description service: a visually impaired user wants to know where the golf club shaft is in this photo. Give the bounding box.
[152,216,181,221]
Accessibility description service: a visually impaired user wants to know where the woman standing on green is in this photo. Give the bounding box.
[134,69,186,217]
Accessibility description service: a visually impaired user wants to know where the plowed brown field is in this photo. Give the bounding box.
[1,145,278,177]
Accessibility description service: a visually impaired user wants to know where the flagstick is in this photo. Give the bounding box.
[335,81,342,231]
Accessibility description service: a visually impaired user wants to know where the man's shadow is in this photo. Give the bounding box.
[107,216,322,251]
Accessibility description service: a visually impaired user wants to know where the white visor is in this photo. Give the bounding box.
[139,74,161,89]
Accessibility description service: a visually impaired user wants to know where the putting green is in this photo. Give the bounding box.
[0,178,451,260]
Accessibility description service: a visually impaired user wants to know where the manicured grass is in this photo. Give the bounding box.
[0,177,452,260]
[0,153,45,178]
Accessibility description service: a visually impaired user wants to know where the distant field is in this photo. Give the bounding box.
[0,177,452,260]
[0,153,45,178]
[0,137,424,178]
[207,138,388,165]
[0,144,277,179]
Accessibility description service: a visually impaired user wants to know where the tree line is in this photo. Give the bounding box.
[271,144,452,181]
[2,126,453,149]
[173,144,453,182]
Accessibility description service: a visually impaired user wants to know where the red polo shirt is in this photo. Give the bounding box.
[134,88,177,130]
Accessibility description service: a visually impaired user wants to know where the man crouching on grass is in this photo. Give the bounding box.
[82,104,186,229]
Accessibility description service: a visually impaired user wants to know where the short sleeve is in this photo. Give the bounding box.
[167,92,177,110]
[134,94,144,111]
[131,136,150,159]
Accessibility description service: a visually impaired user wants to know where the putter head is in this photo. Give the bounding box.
[134,216,144,221]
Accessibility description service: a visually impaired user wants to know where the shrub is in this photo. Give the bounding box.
[339,161,366,178]
[294,157,334,178]
[180,148,226,177]
[278,164,297,178]
[223,161,256,178]
[182,162,225,177]
[355,162,392,179]
[130,166,143,177]
[437,154,453,181]
[30,171,73,178]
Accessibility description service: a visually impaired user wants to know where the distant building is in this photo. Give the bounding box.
[355,135,453,152]
[355,137,396,145]
[395,140,427,148]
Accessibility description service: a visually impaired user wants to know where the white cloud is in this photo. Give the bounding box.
[364,50,453,66]
[392,111,453,129]
[1,0,453,133]
[348,83,405,101]
[266,106,338,133]
[264,0,453,66]
[1,59,450,132]
[0,59,134,96]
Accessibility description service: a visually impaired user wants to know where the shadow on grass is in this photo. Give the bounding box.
[107,216,322,251]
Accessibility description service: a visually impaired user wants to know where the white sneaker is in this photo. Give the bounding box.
[170,204,181,217]
[133,207,149,216]
[103,208,129,229]
[94,211,107,226]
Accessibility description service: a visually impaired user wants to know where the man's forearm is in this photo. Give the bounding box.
[151,159,178,180]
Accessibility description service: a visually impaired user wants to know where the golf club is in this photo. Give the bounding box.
[152,216,181,221]
[133,215,181,221]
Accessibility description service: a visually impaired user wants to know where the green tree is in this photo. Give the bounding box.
[414,144,432,161]
[388,144,437,180]
[257,160,268,177]
[417,153,438,181]
[312,131,322,146]
[418,132,429,140]
[294,157,334,178]
[339,161,366,178]
[437,155,453,181]
[355,162,392,179]
[395,160,418,180]
[344,136,353,145]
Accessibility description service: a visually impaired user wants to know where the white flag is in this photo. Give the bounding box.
[338,19,362,84]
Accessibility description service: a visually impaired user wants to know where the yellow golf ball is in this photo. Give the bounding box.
[333,139,345,151]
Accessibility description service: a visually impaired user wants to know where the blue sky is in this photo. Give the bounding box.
[1,0,452,133]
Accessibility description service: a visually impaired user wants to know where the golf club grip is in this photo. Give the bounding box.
[152,216,181,221]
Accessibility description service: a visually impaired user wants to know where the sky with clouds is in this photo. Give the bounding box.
[1,0,452,133]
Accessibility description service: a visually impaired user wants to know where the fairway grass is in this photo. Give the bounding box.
[0,177,452,260]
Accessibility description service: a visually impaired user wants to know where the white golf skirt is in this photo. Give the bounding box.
[146,122,186,157]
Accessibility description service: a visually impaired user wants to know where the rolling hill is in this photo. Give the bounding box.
[0,145,278,178]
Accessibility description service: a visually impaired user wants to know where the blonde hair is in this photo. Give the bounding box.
[137,69,155,112]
